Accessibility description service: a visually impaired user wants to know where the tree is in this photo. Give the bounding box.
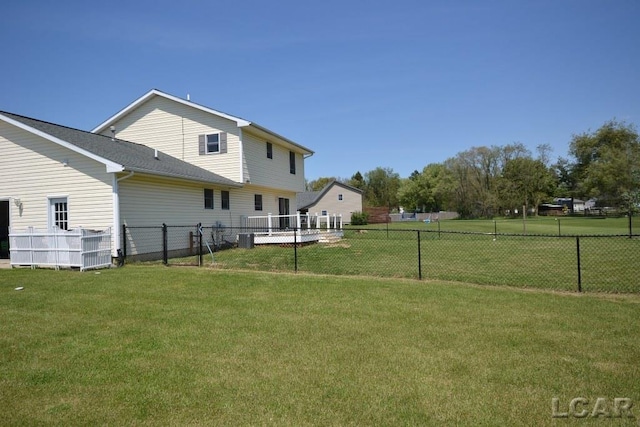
[363,167,401,209]
[568,120,640,208]
[499,157,555,216]
[348,171,365,191]
[398,164,449,212]
[306,177,338,191]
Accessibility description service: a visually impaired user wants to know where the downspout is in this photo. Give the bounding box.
[238,128,244,184]
[112,171,135,257]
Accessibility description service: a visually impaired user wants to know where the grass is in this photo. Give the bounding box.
[357,215,639,236]
[185,225,639,293]
[1,266,639,425]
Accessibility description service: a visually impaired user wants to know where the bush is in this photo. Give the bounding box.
[351,211,369,225]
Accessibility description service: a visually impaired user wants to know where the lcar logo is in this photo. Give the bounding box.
[552,397,635,419]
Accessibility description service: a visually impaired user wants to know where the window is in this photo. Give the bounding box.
[221,190,230,210]
[49,197,68,230]
[198,132,227,155]
[266,142,273,159]
[204,189,214,209]
[321,210,327,216]
[254,194,263,211]
[338,194,343,201]
[206,134,219,153]
[289,151,296,174]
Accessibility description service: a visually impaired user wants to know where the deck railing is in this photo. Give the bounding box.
[241,212,343,235]
[9,227,112,271]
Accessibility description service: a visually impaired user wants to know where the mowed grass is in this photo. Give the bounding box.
[1,266,639,426]
[378,215,639,235]
[202,224,639,293]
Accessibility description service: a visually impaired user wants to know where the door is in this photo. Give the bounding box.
[0,200,9,259]
[278,197,290,229]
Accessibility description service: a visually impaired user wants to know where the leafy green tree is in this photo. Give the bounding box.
[499,157,555,216]
[363,167,401,209]
[306,177,338,191]
[348,171,365,190]
[568,120,640,208]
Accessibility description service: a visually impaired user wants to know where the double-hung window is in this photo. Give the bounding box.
[254,194,263,211]
[198,132,227,155]
[221,191,230,210]
[204,189,214,209]
[289,151,296,174]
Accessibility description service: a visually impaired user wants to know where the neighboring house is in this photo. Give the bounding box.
[1,90,314,260]
[297,181,363,224]
[555,198,586,213]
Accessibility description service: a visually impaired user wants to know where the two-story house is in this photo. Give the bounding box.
[0,89,314,261]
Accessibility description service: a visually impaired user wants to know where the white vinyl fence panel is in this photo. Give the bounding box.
[9,227,112,271]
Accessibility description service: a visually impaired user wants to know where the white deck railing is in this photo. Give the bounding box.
[242,211,343,236]
[9,227,112,271]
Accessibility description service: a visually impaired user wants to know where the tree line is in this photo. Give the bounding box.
[306,120,640,219]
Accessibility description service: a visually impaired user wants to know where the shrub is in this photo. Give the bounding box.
[351,211,369,225]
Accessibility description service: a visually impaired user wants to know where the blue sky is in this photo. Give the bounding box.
[2,0,639,181]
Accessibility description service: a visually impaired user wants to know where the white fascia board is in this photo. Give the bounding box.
[0,113,124,173]
[92,89,250,133]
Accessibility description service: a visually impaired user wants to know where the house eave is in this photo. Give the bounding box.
[0,112,124,173]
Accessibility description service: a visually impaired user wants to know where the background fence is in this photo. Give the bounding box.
[121,223,639,293]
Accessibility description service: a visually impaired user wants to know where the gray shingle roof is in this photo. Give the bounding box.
[296,180,363,210]
[1,111,241,187]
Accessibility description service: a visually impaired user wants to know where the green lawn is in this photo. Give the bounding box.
[1,266,639,425]
[197,227,639,293]
[357,215,639,236]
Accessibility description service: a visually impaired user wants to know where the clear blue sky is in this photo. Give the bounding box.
[2,0,639,181]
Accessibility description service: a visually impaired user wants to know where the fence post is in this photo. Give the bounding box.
[417,230,422,280]
[122,223,127,259]
[629,211,633,239]
[576,236,582,292]
[162,223,168,265]
[438,220,441,239]
[493,220,497,239]
[294,226,298,273]
[198,223,203,267]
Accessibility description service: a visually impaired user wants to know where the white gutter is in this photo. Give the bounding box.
[112,171,135,257]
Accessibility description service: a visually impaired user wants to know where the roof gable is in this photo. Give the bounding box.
[0,111,240,187]
[297,180,363,210]
[91,89,314,155]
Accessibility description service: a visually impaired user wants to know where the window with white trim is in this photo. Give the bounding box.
[254,194,263,211]
[206,134,220,153]
[49,197,69,230]
[221,191,230,210]
[204,189,214,209]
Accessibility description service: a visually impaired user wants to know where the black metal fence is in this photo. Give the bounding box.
[121,224,639,293]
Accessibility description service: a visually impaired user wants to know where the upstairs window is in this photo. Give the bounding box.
[206,134,219,153]
[221,190,230,210]
[266,142,273,159]
[198,132,228,155]
[289,151,296,174]
[254,194,263,211]
[204,189,214,209]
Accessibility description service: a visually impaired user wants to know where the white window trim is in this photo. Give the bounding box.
[47,195,69,230]
[206,133,221,154]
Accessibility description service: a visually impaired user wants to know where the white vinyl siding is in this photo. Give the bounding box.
[0,121,114,232]
[102,96,242,182]
[241,131,306,192]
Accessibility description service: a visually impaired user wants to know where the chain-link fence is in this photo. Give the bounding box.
[121,224,639,293]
